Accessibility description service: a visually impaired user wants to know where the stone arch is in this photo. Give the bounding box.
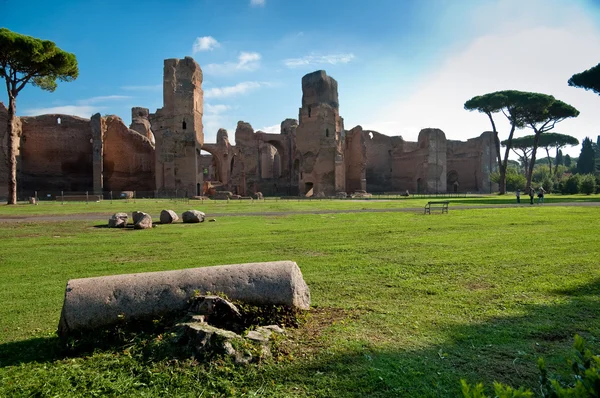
[447,170,459,193]
[198,148,222,183]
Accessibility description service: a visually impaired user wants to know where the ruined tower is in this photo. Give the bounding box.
[295,70,345,196]
[150,57,204,195]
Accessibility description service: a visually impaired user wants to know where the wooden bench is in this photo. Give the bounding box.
[424,201,449,214]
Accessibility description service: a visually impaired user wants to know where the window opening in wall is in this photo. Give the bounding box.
[368,132,373,140]
[308,106,311,118]
[182,120,187,130]
[57,117,61,125]
[326,128,329,137]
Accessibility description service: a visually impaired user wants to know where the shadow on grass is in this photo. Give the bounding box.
[1,283,598,396]
[0,336,63,367]
[93,223,165,229]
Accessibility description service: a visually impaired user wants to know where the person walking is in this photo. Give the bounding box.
[529,187,535,205]
[516,188,521,204]
[537,187,546,204]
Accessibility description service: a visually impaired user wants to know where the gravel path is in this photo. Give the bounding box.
[0,201,598,223]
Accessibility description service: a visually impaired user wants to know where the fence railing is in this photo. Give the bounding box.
[15,189,479,204]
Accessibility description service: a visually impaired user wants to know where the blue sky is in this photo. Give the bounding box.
[2,0,600,157]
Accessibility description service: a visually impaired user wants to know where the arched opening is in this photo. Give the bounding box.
[230,155,236,176]
[447,170,459,193]
[196,183,201,196]
[304,182,313,196]
[326,128,329,137]
[416,178,423,194]
[308,106,311,118]
[260,143,282,179]
[182,120,187,130]
[198,149,221,183]
[57,117,61,125]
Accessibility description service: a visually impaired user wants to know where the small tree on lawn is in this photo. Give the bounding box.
[0,28,78,204]
[502,135,534,177]
[464,91,529,194]
[577,137,596,174]
[565,154,572,167]
[519,97,579,189]
[537,132,579,175]
[555,149,563,167]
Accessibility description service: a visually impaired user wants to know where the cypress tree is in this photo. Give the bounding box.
[576,137,596,174]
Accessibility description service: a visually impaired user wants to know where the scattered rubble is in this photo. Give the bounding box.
[182,210,205,223]
[108,212,128,228]
[159,209,178,224]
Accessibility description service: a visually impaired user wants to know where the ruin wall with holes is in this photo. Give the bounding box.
[0,59,497,200]
[0,105,155,198]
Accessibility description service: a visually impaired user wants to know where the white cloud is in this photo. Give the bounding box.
[204,81,266,98]
[121,84,162,91]
[363,0,600,157]
[203,104,233,138]
[261,124,280,134]
[192,36,220,53]
[250,0,265,7]
[22,105,101,118]
[80,95,131,105]
[22,95,131,118]
[205,104,231,114]
[283,53,355,68]
[203,52,261,75]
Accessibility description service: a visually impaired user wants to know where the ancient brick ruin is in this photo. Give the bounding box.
[0,56,497,199]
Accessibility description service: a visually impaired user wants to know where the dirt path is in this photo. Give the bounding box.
[0,201,598,223]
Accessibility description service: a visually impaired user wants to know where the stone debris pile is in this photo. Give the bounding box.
[106,209,206,228]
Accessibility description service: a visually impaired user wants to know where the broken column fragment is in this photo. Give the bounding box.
[58,261,310,337]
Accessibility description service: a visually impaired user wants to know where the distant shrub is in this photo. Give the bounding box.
[490,168,527,192]
[541,178,553,193]
[564,174,582,194]
[580,174,596,195]
[596,175,600,194]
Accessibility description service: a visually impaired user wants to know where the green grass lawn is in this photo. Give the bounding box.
[0,205,599,397]
[0,194,599,217]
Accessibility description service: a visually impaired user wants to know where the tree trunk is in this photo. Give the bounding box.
[498,124,517,195]
[6,95,17,205]
[545,147,552,175]
[494,132,506,194]
[527,131,541,190]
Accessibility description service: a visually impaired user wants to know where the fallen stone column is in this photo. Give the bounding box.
[58,261,310,337]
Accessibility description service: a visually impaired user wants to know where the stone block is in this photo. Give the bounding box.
[182,210,205,223]
[58,261,310,337]
[160,209,179,224]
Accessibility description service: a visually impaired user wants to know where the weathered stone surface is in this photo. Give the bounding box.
[133,212,152,229]
[262,325,285,334]
[183,322,242,351]
[108,212,128,228]
[151,57,204,195]
[103,116,155,192]
[19,114,93,192]
[160,209,179,224]
[132,211,145,224]
[182,210,205,223]
[58,260,311,336]
[188,295,242,330]
[246,329,270,344]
